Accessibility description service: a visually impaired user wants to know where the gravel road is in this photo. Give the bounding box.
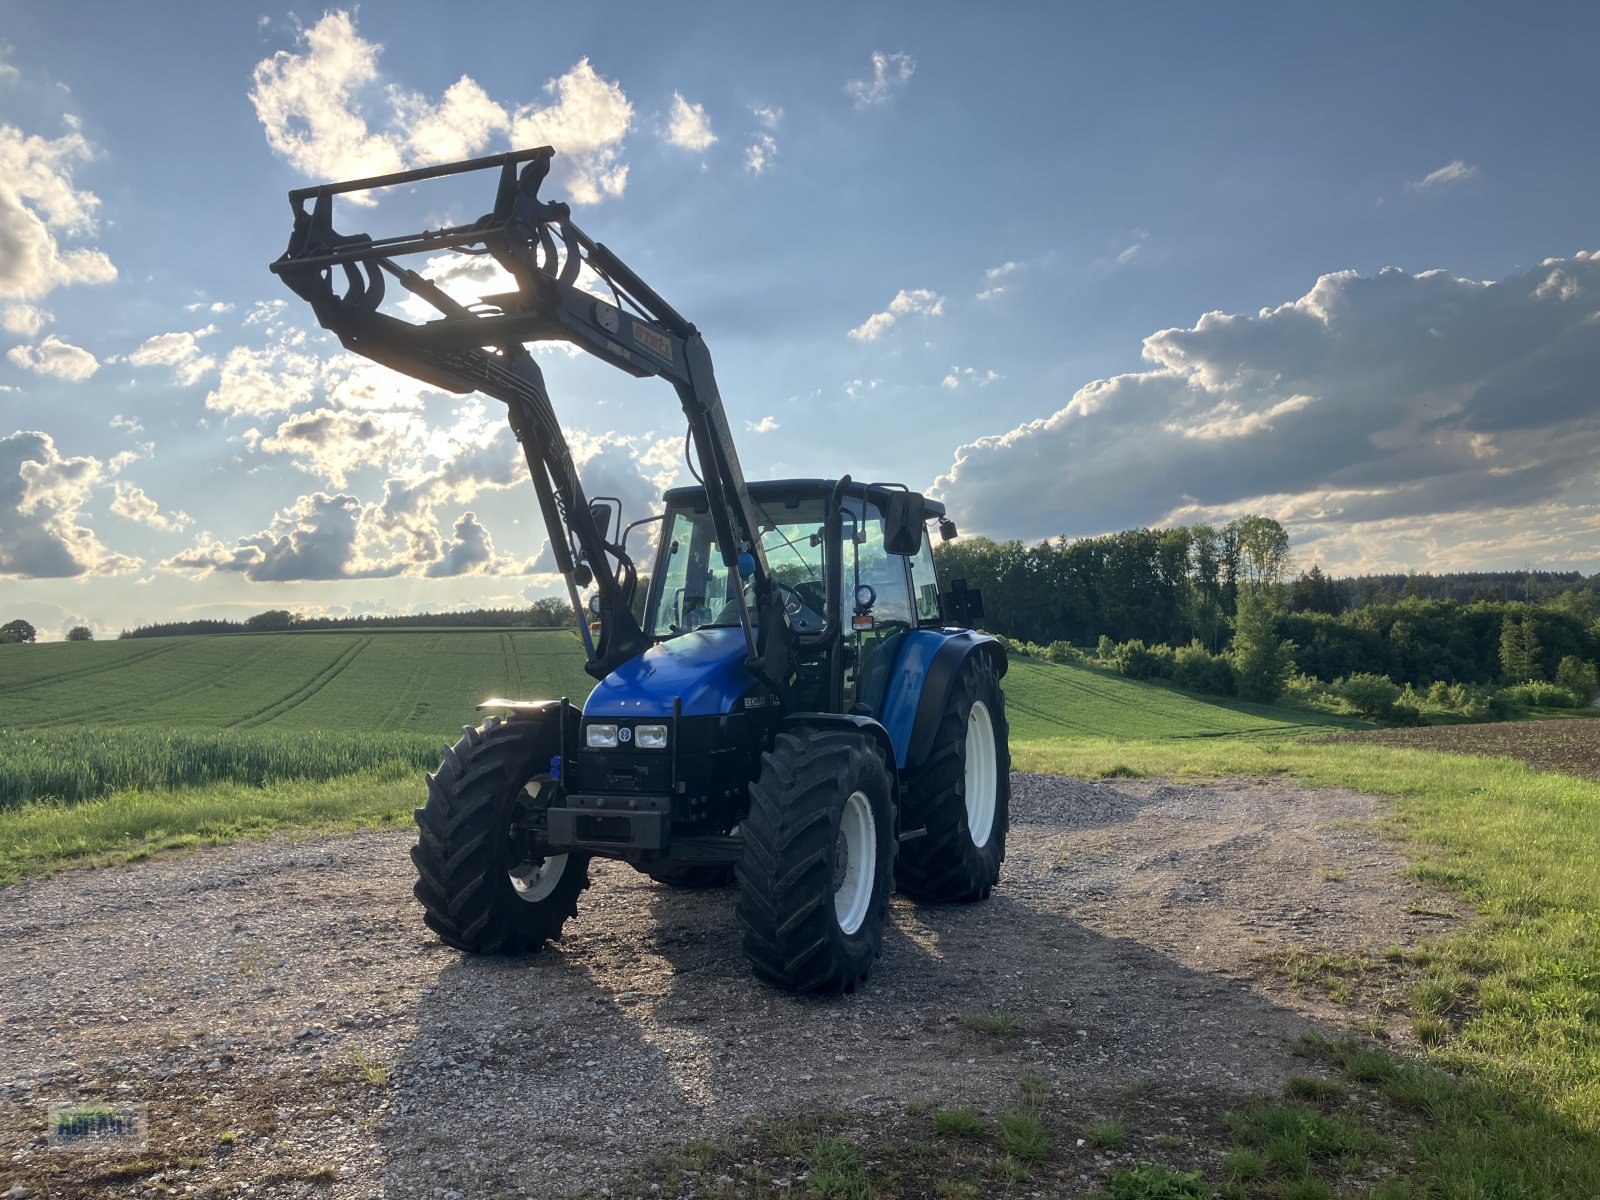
[0,773,1456,1199]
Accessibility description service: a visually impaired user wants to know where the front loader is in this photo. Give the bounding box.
[270,147,1009,993]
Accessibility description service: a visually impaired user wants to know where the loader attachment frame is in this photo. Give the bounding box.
[269,147,787,683]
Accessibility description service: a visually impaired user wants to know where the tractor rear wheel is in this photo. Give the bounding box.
[897,653,1010,903]
[411,717,590,954]
[735,727,895,993]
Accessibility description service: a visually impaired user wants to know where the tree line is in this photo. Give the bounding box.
[117,600,575,639]
[933,517,1600,710]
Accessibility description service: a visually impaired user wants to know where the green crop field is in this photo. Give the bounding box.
[0,630,1364,826]
[0,629,596,735]
[0,630,1352,742]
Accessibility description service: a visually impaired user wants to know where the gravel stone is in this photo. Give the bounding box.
[0,773,1455,1197]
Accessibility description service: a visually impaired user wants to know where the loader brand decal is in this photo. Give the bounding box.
[742,694,780,709]
[631,321,673,363]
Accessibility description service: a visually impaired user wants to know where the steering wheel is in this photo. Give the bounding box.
[789,578,828,613]
[714,580,827,630]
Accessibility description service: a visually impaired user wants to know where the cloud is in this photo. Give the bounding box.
[109,481,191,531]
[2,304,48,336]
[205,340,323,417]
[745,133,777,176]
[251,405,429,488]
[251,14,630,205]
[244,298,287,327]
[745,415,779,433]
[126,324,218,385]
[392,252,518,322]
[847,287,945,341]
[167,424,667,583]
[845,51,915,108]
[753,106,782,130]
[0,430,140,577]
[0,117,117,301]
[509,58,633,204]
[164,491,404,582]
[248,10,404,201]
[941,366,1002,390]
[932,252,1600,572]
[184,300,234,314]
[1408,159,1478,192]
[662,92,716,152]
[425,510,519,577]
[7,333,98,380]
[390,74,508,165]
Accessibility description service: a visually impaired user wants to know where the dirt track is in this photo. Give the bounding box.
[0,773,1456,1198]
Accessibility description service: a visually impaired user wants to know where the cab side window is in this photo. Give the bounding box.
[844,500,913,626]
[909,525,940,623]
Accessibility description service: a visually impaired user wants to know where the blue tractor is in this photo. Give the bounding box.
[272,148,1010,993]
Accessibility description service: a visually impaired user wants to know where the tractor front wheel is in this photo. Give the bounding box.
[411,717,590,954]
[735,727,895,993]
[897,653,1010,903]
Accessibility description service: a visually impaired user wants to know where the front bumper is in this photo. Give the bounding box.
[545,794,671,852]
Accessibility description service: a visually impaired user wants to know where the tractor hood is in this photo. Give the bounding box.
[583,626,760,720]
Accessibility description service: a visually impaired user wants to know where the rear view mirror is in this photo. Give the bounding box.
[881,490,925,556]
[588,499,618,541]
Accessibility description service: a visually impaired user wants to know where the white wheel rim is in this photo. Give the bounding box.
[833,790,876,936]
[965,701,997,848]
[509,853,568,903]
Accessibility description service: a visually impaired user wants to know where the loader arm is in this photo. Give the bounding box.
[269,147,787,683]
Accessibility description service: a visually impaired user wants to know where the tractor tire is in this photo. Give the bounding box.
[411,717,590,954]
[897,653,1010,903]
[646,862,736,889]
[735,727,895,994]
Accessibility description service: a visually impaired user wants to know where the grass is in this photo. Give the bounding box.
[959,1010,1017,1037]
[1085,1117,1127,1148]
[1321,716,1600,781]
[1258,943,1376,1004]
[932,1107,986,1137]
[0,770,416,886]
[1000,655,1364,743]
[0,727,440,809]
[590,1081,1062,1199]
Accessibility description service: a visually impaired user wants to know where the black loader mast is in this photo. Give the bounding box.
[269,147,787,683]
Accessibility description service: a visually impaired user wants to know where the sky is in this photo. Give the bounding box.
[2,2,1598,638]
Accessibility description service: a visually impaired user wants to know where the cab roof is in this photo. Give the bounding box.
[662,478,946,519]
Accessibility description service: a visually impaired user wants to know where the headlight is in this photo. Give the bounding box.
[586,723,618,748]
[635,724,668,749]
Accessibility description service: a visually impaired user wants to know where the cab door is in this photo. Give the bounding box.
[840,497,916,714]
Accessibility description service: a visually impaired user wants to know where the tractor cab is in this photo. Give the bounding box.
[641,479,948,714]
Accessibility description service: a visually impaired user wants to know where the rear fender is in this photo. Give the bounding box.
[896,632,1008,772]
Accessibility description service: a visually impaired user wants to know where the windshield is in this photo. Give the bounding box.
[647,497,829,638]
